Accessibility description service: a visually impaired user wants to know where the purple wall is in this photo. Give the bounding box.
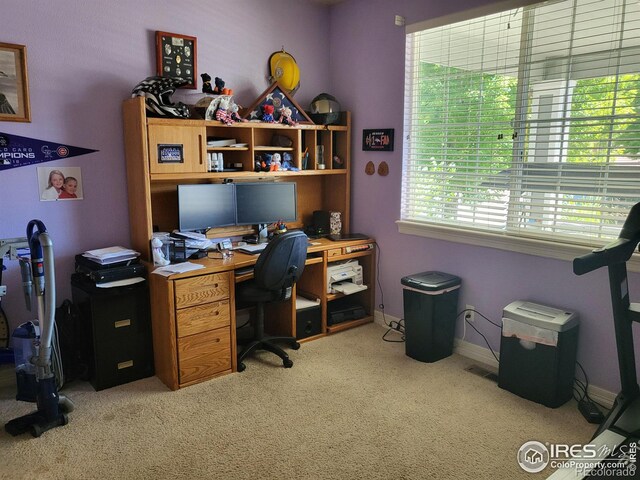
[0,1,330,331]
[329,0,633,392]
[0,0,631,392]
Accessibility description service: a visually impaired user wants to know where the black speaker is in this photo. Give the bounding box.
[313,210,330,235]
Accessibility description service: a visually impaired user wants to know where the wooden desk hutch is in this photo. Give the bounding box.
[122,96,375,390]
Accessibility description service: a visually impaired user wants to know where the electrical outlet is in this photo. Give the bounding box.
[465,305,475,322]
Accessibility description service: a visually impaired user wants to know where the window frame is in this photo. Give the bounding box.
[399,0,640,272]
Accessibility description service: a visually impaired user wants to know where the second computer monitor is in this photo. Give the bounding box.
[235,182,297,226]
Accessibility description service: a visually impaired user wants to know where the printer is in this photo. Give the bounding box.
[326,260,366,294]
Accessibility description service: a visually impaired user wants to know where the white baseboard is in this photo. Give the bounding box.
[374,310,616,408]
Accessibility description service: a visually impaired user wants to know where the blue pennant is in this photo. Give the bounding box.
[0,132,98,171]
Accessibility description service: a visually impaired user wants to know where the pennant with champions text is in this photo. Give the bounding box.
[0,132,98,171]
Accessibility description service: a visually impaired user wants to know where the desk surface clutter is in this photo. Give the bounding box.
[147,236,376,390]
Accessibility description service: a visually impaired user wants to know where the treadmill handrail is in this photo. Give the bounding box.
[573,202,640,276]
[573,237,639,275]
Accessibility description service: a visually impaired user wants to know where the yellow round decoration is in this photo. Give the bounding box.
[269,48,300,94]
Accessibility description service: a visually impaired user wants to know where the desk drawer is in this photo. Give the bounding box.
[176,300,230,338]
[178,327,231,384]
[327,248,342,258]
[175,272,230,308]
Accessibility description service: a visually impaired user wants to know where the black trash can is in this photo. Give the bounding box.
[401,271,462,363]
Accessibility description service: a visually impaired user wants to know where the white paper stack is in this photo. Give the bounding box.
[82,246,140,265]
[152,262,205,277]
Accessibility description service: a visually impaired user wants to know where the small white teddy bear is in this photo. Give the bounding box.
[151,237,170,266]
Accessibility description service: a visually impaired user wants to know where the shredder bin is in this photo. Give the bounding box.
[401,271,461,363]
[498,300,579,408]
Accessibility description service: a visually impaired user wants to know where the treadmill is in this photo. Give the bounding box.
[549,203,640,479]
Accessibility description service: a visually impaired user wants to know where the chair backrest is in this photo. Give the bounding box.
[253,231,308,299]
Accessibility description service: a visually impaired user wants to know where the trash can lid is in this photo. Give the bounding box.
[401,271,461,291]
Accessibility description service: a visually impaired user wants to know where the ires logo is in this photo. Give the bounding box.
[519,440,637,475]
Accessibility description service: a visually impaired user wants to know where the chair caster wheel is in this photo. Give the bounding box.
[237,362,246,372]
[292,342,300,350]
[283,358,293,368]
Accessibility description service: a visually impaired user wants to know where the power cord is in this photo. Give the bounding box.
[456,308,501,364]
[574,361,607,424]
[374,242,405,343]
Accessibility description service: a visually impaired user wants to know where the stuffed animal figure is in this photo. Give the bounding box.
[229,101,246,123]
[215,97,233,125]
[151,237,170,266]
[260,153,272,171]
[213,77,225,94]
[262,104,275,123]
[279,106,297,126]
[270,153,282,172]
[201,73,214,94]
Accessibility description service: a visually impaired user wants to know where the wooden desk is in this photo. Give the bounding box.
[148,237,376,390]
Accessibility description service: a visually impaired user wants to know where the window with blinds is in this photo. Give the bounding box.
[402,0,640,248]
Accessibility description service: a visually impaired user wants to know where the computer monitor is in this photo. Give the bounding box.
[235,182,297,226]
[177,183,237,233]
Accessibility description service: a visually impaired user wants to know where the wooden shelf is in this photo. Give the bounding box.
[206,146,249,151]
[326,316,374,334]
[149,169,347,182]
[254,146,294,151]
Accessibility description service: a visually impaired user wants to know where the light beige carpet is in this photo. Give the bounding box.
[1,323,594,479]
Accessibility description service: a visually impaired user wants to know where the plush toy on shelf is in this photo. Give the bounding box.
[213,77,225,94]
[215,97,233,125]
[270,153,282,172]
[201,73,214,94]
[229,101,246,123]
[279,106,297,126]
[262,104,275,123]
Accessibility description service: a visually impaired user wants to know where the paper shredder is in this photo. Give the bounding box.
[498,300,579,408]
[401,271,462,363]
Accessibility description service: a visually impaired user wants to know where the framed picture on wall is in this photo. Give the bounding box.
[37,166,84,202]
[155,31,197,89]
[0,43,30,123]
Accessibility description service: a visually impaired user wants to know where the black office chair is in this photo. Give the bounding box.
[236,230,308,372]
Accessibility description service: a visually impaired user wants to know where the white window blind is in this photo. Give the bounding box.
[402,0,640,248]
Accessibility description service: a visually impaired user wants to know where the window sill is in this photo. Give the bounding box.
[396,220,640,273]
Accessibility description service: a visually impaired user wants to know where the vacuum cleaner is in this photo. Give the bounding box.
[4,219,73,437]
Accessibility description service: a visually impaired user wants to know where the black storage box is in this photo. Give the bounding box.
[327,296,366,326]
[296,298,322,340]
[498,300,579,408]
[71,274,154,391]
[401,271,461,363]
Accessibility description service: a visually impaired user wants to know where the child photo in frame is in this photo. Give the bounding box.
[37,166,84,201]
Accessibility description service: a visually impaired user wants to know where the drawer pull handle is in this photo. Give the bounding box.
[114,319,131,328]
[118,360,134,370]
[213,338,220,343]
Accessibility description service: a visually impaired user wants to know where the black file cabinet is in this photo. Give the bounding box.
[71,275,154,391]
